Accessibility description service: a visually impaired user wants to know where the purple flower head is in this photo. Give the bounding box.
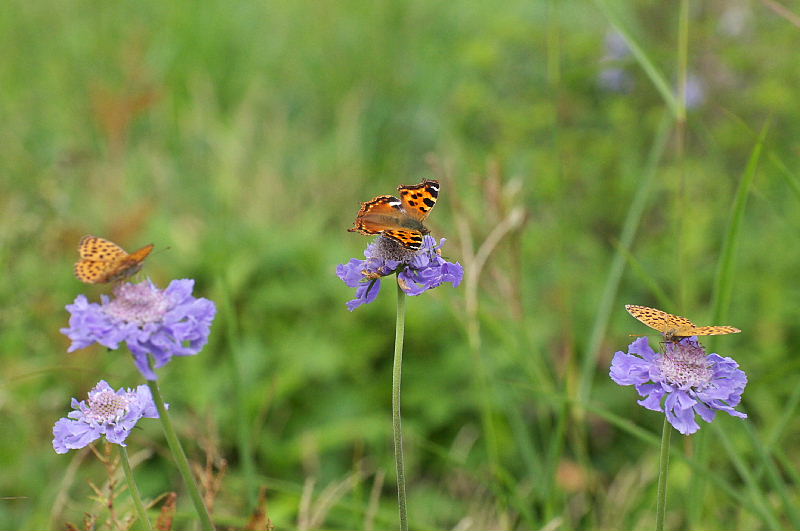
[61,279,217,380]
[53,380,160,454]
[683,73,706,109]
[598,29,634,93]
[610,336,747,435]
[336,235,463,311]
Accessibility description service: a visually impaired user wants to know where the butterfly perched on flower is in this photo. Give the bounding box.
[625,304,741,343]
[348,179,440,250]
[74,235,154,284]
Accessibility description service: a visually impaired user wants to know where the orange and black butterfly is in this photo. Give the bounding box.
[348,179,439,250]
[74,235,154,284]
[625,304,741,343]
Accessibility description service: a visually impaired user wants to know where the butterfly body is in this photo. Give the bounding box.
[349,179,439,250]
[74,235,154,284]
[625,304,741,342]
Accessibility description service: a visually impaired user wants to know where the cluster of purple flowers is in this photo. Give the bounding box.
[337,235,463,311]
[54,278,216,452]
[610,336,747,435]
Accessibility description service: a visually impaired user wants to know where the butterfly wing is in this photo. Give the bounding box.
[74,260,112,284]
[382,229,425,250]
[74,236,153,284]
[690,325,741,336]
[397,179,439,222]
[78,235,128,262]
[349,195,403,235]
[626,305,674,333]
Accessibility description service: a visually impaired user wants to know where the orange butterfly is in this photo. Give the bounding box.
[348,179,439,250]
[74,235,154,284]
[625,304,741,343]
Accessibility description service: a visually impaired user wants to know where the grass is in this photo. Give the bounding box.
[2,0,800,529]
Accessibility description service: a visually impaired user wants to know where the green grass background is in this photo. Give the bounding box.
[2,0,800,529]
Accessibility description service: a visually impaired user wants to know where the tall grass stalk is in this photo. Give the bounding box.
[147,379,216,530]
[675,0,689,311]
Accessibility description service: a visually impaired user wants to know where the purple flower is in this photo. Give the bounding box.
[610,337,747,435]
[53,380,159,454]
[598,29,634,93]
[683,73,706,109]
[336,235,463,311]
[61,279,217,380]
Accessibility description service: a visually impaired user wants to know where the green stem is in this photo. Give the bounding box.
[656,416,672,531]
[120,446,154,531]
[392,281,409,531]
[147,379,216,530]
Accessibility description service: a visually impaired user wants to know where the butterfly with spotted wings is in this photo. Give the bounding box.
[348,179,439,250]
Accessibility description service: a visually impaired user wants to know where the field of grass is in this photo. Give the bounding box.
[3,1,800,529]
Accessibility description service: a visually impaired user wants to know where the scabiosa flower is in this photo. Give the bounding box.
[61,279,217,380]
[336,235,463,311]
[610,336,747,435]
[53,380,159,454]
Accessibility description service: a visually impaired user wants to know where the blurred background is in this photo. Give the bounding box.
[2,0,800,529]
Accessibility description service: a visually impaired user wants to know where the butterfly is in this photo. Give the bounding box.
[74,235,154,284]
[348,179,440,250]
[625,304,741,343]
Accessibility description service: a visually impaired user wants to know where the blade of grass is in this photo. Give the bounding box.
[592,0,680,118]
[578,111,672,404]
[712,423,782,530]
[692,121,769,527]
[611,238,677,310]
[711,121,770,324]
[674,0,689,311]
[742,422,800,528]
[218,279,257,509]
[768,150,800,202]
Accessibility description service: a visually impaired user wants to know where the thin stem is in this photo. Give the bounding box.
[392,281,409,531]
[656,416,672,531]
[148,379,216,530]
[120,446,154,531]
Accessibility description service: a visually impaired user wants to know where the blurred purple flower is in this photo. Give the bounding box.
[683,73,706,109]
[610,336,747,435]
[337,235,463,311]
[598,68,634,93]
[53,380,159,454]
[598,29,634,93]
[61,279,217,380]
[604,29,631,60]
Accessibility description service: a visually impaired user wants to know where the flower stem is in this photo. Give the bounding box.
[656,416,672,531]
[147,379,216,530]
[119,446,154,531]
[392,281,409,531]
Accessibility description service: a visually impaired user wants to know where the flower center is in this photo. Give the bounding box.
[659,341,713,389]
[368,236,421,263]
[87,390,131,424]
[104,282,169,325]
